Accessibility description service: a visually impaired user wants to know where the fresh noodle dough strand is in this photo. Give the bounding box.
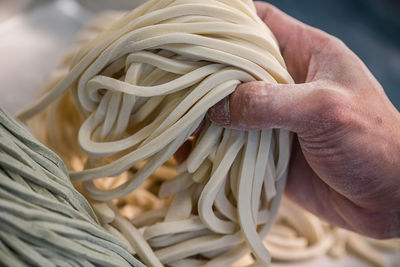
[347,233,386,267]
[214,178,238,222]
[22,3,400,267]
[113,214,163,267]
[164,185,194,221]
[131,208,168,228]
[328,228,348,258]
[144,217,205,240]
[149,229,213,248]
[198,129,245,234]
[265,233,335,261]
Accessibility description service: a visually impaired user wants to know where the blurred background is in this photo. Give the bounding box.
[0,0,399,266]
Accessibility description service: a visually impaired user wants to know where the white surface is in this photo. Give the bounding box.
[0,1,398,266]
[0,0,89,115]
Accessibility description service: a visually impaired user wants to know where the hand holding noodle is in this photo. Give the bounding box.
[209,2,400,239]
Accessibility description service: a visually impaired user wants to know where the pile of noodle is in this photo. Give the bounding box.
[0,109,143,267]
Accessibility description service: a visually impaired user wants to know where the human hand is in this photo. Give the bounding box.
[207,2,400,239]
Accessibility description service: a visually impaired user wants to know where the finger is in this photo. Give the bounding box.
[191,118,206,136]
[173,140,192,164]
[207,80,343,134]
[254,1,331,83]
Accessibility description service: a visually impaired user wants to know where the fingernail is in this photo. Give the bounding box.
[207,97,230,127]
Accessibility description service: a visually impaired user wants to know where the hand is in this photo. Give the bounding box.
[208,2,400,239]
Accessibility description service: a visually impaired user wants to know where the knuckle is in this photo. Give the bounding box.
[308,29,347,56]
[328,35,347,48]
[311,87,352,129]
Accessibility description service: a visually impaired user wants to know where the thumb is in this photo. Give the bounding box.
[207,81,334,134]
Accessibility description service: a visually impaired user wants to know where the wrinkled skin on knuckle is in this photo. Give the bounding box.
[300,85,353,138]
[298,83,400,225]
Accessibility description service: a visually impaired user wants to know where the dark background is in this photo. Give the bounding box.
[263,0,400,110]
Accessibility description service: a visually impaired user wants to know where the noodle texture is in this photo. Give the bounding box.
[0,109,143,267]
[18,1,400,266]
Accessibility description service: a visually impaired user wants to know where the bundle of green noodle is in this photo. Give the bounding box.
[0,109,143,267]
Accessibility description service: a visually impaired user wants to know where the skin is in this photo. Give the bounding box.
[205,2,400,239]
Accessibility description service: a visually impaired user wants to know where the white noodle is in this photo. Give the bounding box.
[21,3,400,266]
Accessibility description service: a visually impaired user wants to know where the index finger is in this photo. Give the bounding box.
[254,2,331,83]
